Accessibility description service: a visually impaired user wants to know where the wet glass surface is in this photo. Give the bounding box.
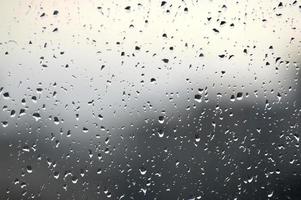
[0,1,301,199]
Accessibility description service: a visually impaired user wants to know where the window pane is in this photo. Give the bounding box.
[0,1,300,199]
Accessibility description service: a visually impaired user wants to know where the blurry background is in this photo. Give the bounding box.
[0,0,301,199]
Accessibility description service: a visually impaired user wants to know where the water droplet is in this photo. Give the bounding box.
[139,167,147,175]
[26,166,32,173]
[158,116,165,124]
